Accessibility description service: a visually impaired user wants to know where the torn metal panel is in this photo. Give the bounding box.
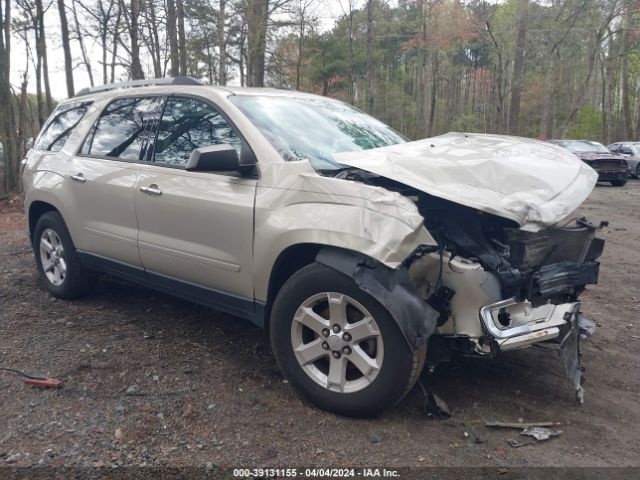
[333,132,598,231]
[560,305,585,403]
[316,247,439,350]
[252,162,436,302]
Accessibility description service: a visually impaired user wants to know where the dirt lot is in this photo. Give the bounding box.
[1,181,639,471]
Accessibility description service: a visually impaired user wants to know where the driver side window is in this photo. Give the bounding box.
[153,97,241,167]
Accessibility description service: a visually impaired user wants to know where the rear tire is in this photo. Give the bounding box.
[611,179,627,187]
[635,164,640,179]
[33,211,95,300]
[270,262,426,417]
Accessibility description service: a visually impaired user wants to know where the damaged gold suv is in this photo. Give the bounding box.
[22,78,603,416]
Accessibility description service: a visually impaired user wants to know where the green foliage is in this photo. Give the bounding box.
[567,106,602,140]
[450,114,486,133]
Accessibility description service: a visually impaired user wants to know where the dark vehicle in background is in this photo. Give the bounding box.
[608,142,640,179]
[550,139,629,187]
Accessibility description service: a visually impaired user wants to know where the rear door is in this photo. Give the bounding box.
[69,96,165,271]
[134,96,257,316]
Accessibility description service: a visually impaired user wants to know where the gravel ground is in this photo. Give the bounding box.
[0,181,639,472]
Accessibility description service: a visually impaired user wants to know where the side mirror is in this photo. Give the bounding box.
[186,143,254,173]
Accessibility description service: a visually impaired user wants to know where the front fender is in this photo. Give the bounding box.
[253,202,435,302]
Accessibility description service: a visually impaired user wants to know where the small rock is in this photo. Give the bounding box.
[115,428,124,440]
[126,385,138,395]
[206,462,214,470]
[207,403,215,411]
[369,433,381,443]
[182,403,194,419]
[115,404,126,413]
[242,440,250,447]
[5,452,21,464]
[417,455,425,463]
[183,367,194,374]
[152,375,159,382]
[93,460,105,468]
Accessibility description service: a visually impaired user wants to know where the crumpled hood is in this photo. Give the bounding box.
[332,132,598,231]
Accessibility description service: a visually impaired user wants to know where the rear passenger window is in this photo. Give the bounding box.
[153,97,241,167]
[81,96,164,161]
[34,103,90,152]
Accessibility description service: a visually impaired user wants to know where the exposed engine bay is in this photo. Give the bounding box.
[328,166,604,401]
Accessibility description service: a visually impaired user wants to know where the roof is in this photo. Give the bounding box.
[63,77,322,105]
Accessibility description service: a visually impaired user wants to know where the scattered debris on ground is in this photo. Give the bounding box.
[0,366,62,388]
[1,184,640,467]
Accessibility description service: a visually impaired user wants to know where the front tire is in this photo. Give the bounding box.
[33,211,94,300]
[270,262,426,417]
[611,179,627,187]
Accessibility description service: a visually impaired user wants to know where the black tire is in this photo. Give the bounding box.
[270,262,426,417]
[33,211,95,300]
[636,164,640,179]
[611,179,627,187]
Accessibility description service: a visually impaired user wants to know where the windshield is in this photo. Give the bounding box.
[560,140,610,153]
[230,95,406,170]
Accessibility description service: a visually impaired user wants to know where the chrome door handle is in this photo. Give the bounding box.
[140,184,162,196]
[70,173,86,183]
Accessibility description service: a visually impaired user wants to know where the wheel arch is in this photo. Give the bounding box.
[263,243,439,350]
[28,200,61,246]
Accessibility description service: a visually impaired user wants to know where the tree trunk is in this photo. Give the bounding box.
[0,0,18,193]
[128,0,144,79]
[147,1,162,77]
[295,14,303,90]
[110,4,122,83]
[365,0,374,113]
[246,0,268,87]
[218,0,226,85]
[177,0,187,75]
[507,0,528,135]
[35,0,52,113]
[16,72,29,162]
[57,0,74,97]
[167,0,179,77]
[427,51,438,137]
[621,9,633,139]
[539,54,557,139]
[34,18,45,128]
[415,0,427,137]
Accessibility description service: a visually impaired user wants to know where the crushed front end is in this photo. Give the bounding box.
[407,195,604,402]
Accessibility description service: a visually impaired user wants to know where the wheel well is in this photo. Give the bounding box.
[28,201,58,244]
[264,243,321,329]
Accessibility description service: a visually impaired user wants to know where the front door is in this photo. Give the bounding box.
[134,96,257,317]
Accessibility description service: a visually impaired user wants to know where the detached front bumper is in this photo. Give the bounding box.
[478,298,595,402]
[479,298,578,351]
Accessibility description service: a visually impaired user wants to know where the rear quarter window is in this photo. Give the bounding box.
[34,102,91,152]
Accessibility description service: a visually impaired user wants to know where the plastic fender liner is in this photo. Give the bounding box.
[316,247,439,351]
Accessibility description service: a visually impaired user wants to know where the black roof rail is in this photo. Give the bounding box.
[75,76,203,97]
